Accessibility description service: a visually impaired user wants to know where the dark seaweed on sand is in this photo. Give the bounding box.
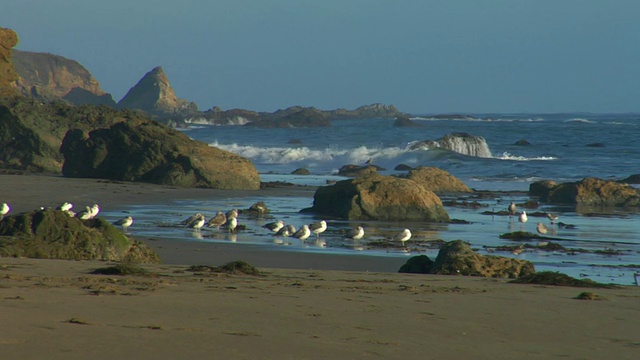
[188,260,261,275]
[90,263,152,276]
[510,271,618,288]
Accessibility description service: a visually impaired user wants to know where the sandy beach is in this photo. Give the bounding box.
[1,174,639,359]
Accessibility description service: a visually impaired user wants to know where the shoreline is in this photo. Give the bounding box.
[1,173,640,358]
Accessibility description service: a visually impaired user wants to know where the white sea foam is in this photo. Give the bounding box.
[564,118,597,124]
[495,152,557,161]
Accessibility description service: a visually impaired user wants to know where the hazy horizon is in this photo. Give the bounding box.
[3,1,640,114]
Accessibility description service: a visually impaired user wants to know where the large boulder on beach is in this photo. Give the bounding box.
[403,166,471,193]
[399,240,535,278]
[337,164,381,177]
[303,173,450,221]
[61,119,261,189]
[545,177,640,207]
[0,209,160,263]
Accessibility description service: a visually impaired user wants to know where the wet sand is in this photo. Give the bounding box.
[1,174,639,359]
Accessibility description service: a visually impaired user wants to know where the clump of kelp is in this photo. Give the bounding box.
[91,263,155,277]
[188,260,261,275]
[510,271,618,288]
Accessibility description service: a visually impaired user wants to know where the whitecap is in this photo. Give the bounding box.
[564,118,597,124]
[495,152,557,161]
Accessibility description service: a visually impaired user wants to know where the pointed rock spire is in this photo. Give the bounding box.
[118,66,197,116]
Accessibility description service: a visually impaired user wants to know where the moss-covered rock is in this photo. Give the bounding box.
[398,255,434,274]
[0,209,160,263]
[430,240,535,278]
[303,173,450,221]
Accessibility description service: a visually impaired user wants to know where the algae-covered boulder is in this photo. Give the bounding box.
[0,209,159,263]
[398,255,434,274]
[404,166,471,193]
[303,173,450,221]
[61,120,260,189]
[546,177,640,208]
[430,240,534,278]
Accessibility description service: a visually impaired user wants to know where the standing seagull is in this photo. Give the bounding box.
[395,228,412,246]
[188,214,206,231]
[292,225,311,241]
[263,220,285,233]
[226,209,239,220]
[345,226,365,240]
[546,213,559,225]
[227,216,238,234]
[508,202,517,217]
[0,203,10,220]
[114,216,134,232]
[89,203,100,218]
[181,213,203,226]
[536,222,548,235]
[76,206,93,220]
[207,211,227,230]
[518,211,528,230]
[309,220,327,238]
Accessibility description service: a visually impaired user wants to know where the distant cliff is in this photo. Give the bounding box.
[117,66,198,116]
[11,49,116,106]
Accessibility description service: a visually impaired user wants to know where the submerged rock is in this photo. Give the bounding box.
[61,120,261,189]
[303,173,450,222]
[0,209,160,263]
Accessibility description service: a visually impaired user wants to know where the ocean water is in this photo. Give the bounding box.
[106,114,640,285]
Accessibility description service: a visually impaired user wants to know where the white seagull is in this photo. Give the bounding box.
[227,216,238,234]
[76,206,93,220]
[114,216,134,232]
[188,214,206,231]
[0,203,10,219]
[56,202,74,212]
[345,226,365,240]
[546,213,559,224]
[309,220,327,238]
[395,228,412,245]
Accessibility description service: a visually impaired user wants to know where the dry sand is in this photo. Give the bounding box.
[1,174,639,359]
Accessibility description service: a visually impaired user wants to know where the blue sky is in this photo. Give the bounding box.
[3,1,640,114]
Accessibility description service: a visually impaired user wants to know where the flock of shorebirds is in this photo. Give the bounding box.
[0,201,134,232]
[178,208,413,246]
[1,199,562,251]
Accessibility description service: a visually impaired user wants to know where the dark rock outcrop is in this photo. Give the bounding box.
[11,49,116,106]
[619,174,640,184]
[403,166,471,193]
[529,180,558,199]
[393,115,421,127]
[0,209,160,263]
[303,173,450,221]
[245,108,330,128]
[337,164,381,177]
[117,66,198,116]
[61,119,260,189]
[514,139,531,146]
[291,168,310,175]
[408,132,492,158]
[394,164,413,171]
[0,27,19,97]
[398,255,434,273]
[0,105,61,172]
[399,240,535,278]
[545,177,640,207]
